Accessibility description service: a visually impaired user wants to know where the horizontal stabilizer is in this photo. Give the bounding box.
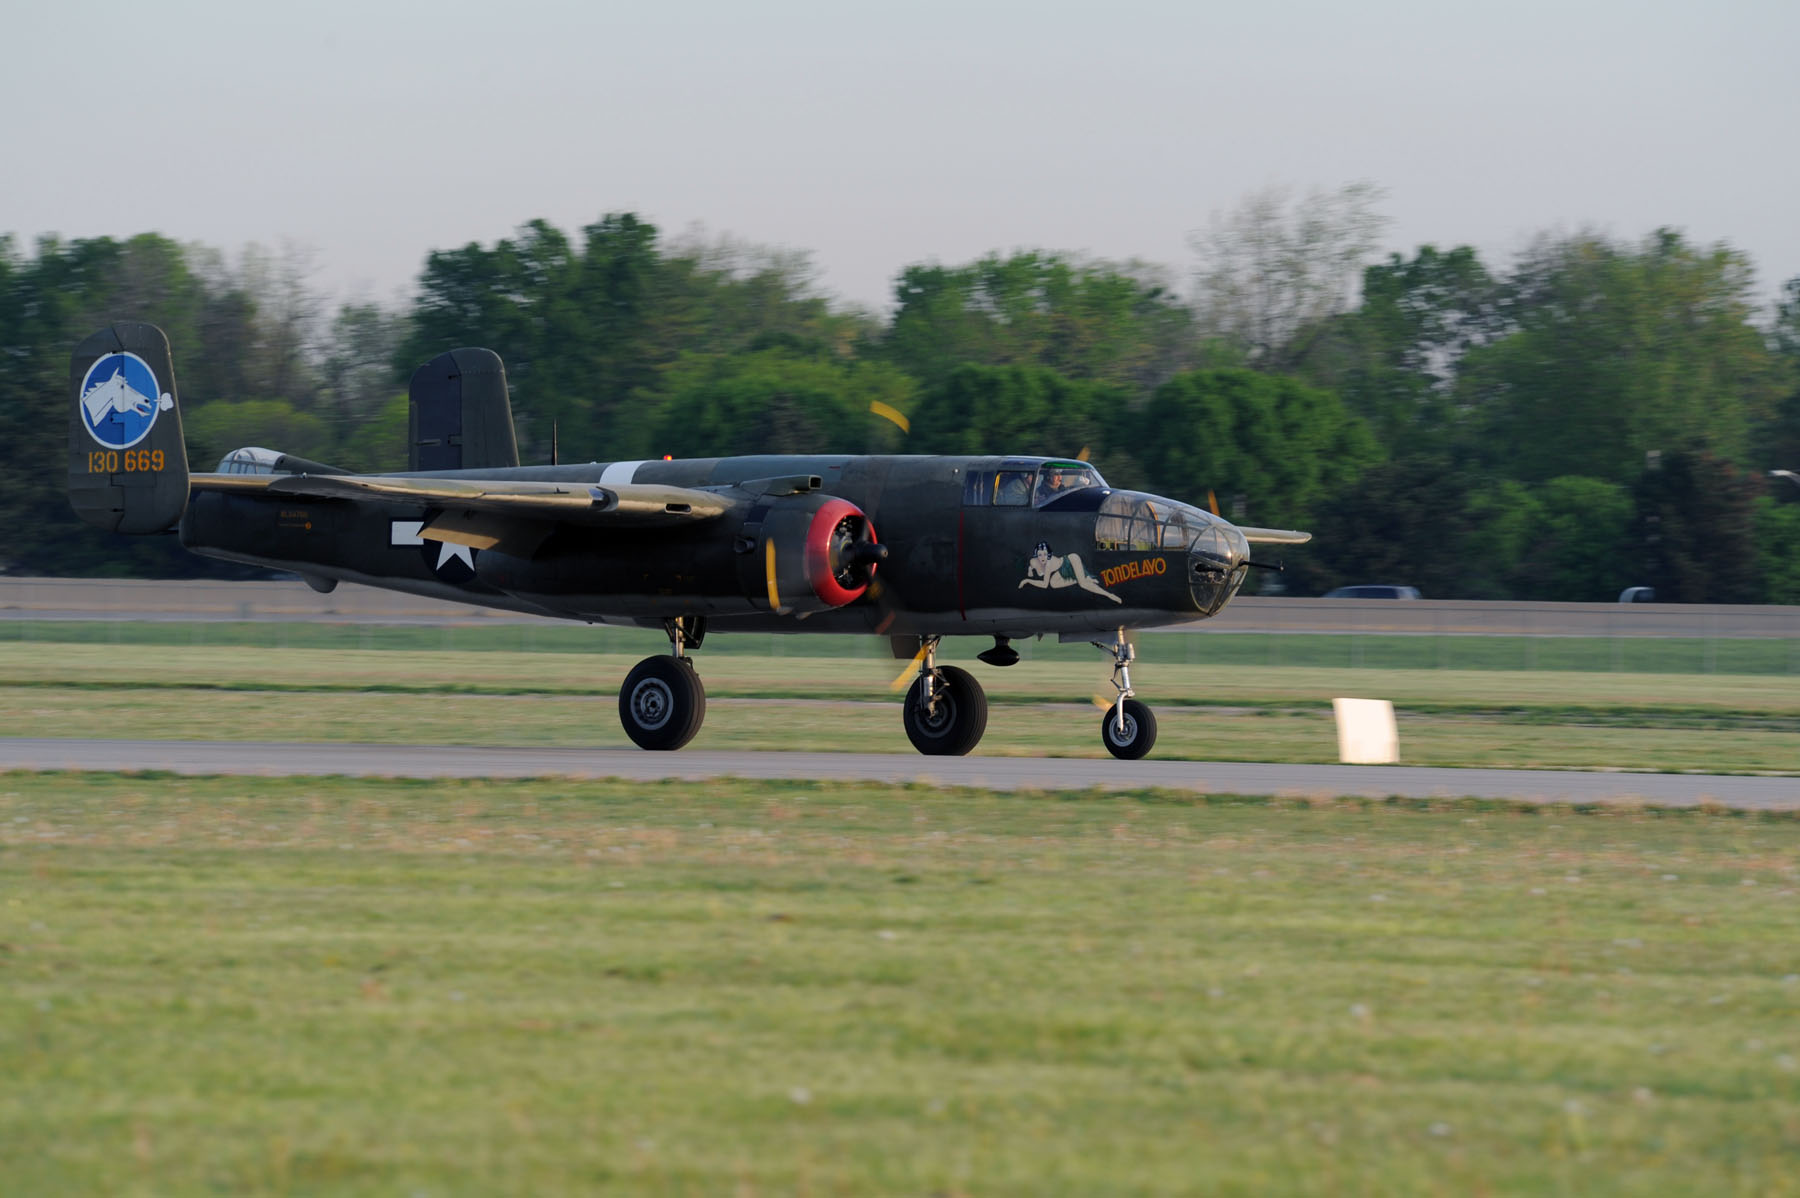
[1236,526,1312,545]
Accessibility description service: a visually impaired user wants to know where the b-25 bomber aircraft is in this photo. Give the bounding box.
[68,322,1310,758]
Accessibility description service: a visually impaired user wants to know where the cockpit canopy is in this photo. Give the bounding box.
[216,446,285,475]
[963,460,1107,508]
[214,446,347,477]
[1030,462,1103,506]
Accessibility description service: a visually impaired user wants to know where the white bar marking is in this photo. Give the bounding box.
[599,460,647,485]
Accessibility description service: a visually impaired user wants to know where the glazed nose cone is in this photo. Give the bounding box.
[1188,522,1249,616]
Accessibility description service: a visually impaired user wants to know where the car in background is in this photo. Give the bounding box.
[1618,586,1657,603]
[1322,584,1422,599]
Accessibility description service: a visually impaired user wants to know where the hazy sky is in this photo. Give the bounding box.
[8,0,1798,313]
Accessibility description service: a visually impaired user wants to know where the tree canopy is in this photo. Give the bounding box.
[1459,230,1779,485]
[8,204,1798,600]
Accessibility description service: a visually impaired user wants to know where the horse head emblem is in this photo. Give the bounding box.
[78,355,173,449]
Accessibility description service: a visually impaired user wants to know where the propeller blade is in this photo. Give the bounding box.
[1090,645,1114,709]
[869,400,910,435]
[869,578,898,635]
[1207,489,1220,517]
[764,537,783,613]
[889,643,928,692]
[1090,630,1135,710]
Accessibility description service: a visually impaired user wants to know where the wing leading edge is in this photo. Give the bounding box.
[191,472,732,526]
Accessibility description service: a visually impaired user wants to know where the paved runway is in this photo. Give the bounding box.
[5,738,1796,809]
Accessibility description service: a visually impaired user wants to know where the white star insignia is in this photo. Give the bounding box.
[434,541,475,573]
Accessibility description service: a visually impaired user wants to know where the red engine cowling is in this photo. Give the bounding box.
[744,494,881,615]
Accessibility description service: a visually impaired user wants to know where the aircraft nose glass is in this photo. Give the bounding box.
[1187,524,1249,615]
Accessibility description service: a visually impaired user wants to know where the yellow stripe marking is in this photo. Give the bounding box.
[764,538,782,612]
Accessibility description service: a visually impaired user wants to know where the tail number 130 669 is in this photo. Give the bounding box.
[86,449,165,473]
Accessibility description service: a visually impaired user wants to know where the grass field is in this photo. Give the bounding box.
[5,629,1800,1193]
[4,774,1799,1195]
[3,641,1797,773]
[9,616,1800,676]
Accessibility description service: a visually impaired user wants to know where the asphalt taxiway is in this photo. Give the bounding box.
[4,738,1796,810]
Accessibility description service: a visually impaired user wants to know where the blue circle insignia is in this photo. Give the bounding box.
[79,352,168,450]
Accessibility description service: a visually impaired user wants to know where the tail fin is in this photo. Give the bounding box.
[68,322,192,534]
[408,348,520,472]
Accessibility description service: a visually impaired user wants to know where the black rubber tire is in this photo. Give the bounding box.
[902,664,988,756]
[619,656,706,751]
[1101,698,1157,760]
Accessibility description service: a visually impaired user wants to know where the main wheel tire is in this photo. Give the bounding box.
[902,664,988,756]
[619,656,706,751]
[1101,698,1157,760]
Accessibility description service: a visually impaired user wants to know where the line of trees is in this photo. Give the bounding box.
[5,191,1799,599]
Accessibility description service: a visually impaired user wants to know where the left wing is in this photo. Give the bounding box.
[192,473,735,554]
[193,472,731,525]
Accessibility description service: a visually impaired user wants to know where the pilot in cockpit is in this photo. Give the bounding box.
[1034,466,1088,506]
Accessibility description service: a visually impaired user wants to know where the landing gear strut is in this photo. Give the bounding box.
[1093,629,1157,759]
[901,636,988,756]
[619,616,707,751]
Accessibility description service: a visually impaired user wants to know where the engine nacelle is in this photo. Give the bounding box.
[739,494,882,615]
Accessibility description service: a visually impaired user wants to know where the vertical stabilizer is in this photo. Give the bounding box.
[408,348,521,472]
[68,323,191,534]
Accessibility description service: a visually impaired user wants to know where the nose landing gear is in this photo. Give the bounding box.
[1093,629,1157,759]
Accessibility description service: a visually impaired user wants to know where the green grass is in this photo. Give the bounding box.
[4,641,1799,772]
[8,618,1800,675]
[4,774,1799,1195]
[9,685,1800,773]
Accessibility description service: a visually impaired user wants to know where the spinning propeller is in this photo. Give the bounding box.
[761,505,886,615]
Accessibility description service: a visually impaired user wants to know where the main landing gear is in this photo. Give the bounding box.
[902,636,989,756]
[619,622,1161,760]
[619,616,708,751]
[1094,630,1157,760]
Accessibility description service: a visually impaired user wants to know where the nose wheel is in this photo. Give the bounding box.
[1093,630,1157,759]
[901,637,988,755]
[1100,697,1157,760]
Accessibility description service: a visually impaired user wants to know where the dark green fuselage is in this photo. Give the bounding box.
[181,454,1249,640]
